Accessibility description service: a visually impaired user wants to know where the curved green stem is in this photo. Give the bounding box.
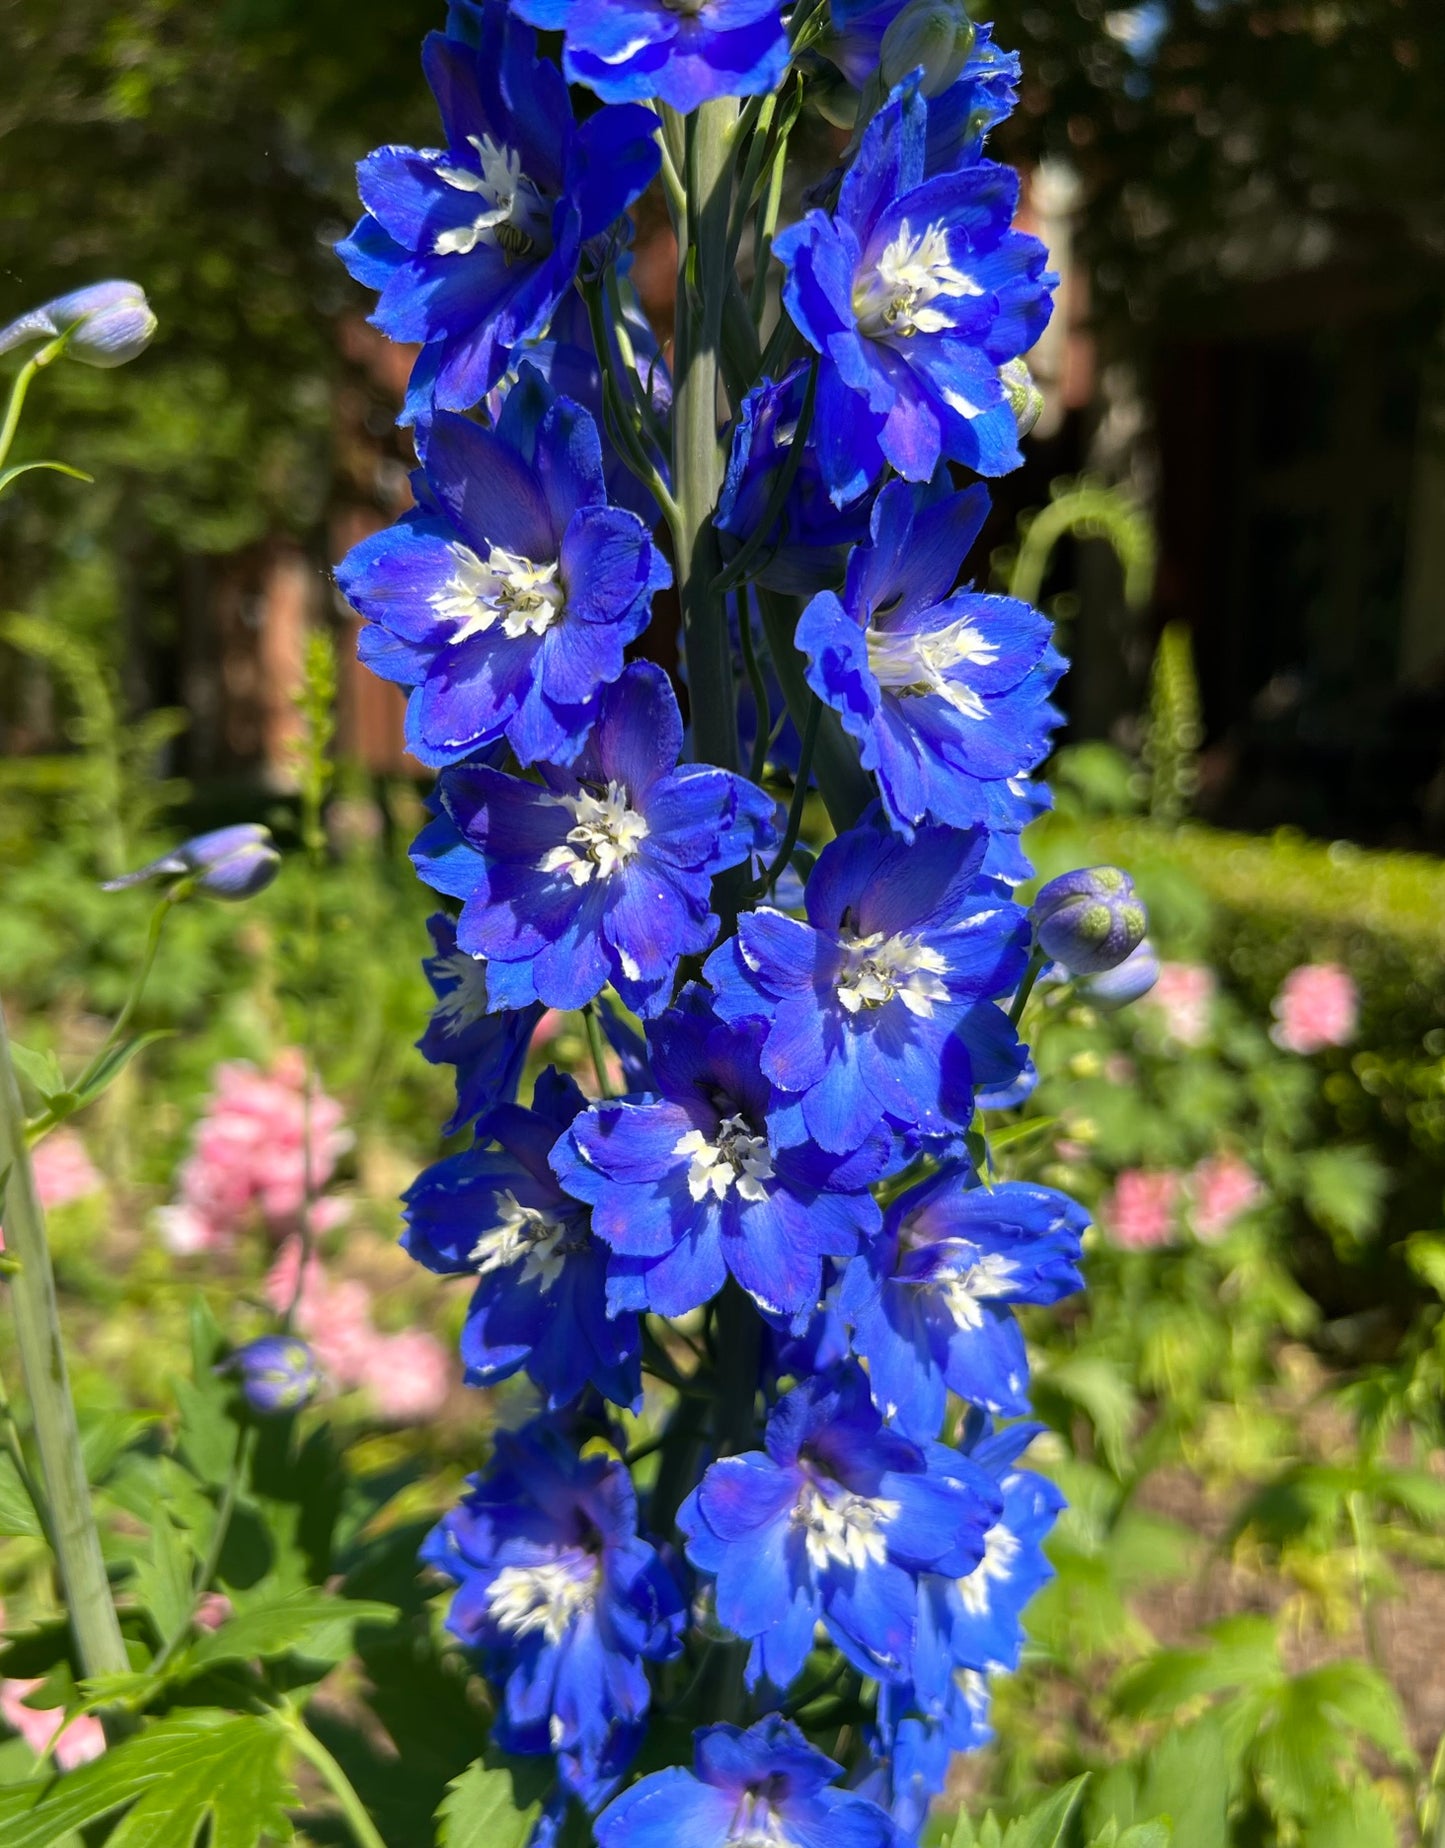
[0,336,68,479]
[582,1002,616,1101]
[283,1709,390,1848]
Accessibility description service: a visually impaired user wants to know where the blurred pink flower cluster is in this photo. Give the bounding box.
[1143,962,1216,1047]
[0,1130,103,1251]
[1102,1152,1265,1251]
[0,1603,104,1767]
[1270,962,1358,1055]
[156,1051,352,1256]
[265,1240,451,1423]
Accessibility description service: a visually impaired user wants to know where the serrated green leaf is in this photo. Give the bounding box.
[1002,1777,1089,1848]
[185,1588,396,1671]
[1113,1826,1171,1848]
[436,1751,553,1848]
[170,1375,237,1487]
[0,1448,44,1536]
[10,1044,66,1104]
[1038,1357,1138,1472]
[69,1032,175,1114]
[131,1511,194,1645]
[1112,1616,1279,1719]
[1307,1782,1398,1848]
[79,1410,159,1486]
[1135,1715,1230,1848]
[0,1712,290,1848]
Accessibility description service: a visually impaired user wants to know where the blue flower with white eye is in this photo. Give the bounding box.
[417,913,541,1135]
[797,479,1063,839]
[337,373,669,770]
[410,664,776,1017]
[913,1420,1063,1706]
[773,77,1054,503]
[552,992,886,1321]
[337,0,659,416]
[705,807,1028,1157]
[404,1068,641,1412]
[679,1368,1002,1692]
[840,1170,1085,1438]
[509,0,787,111]
[595,1716,899,1848]
[421,1424,684,1807]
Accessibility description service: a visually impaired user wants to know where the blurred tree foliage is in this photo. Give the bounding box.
[986,0,1445,338]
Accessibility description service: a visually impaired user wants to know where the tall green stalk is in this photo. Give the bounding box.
[0,1000,128,1680]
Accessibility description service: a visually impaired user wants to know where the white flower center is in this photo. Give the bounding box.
[836,928,950,1019]
[468,1189,579,1288]
[431,542,565,645]
[853,218,983,339]
[673,1113,774,1205]
[537,782,650,887]
[727,1796,796,1848]
[431,948,492,1035]
[433,134,554,261]
[934,1250,1020,1331]
[485,1555,598,1645]
[866,614,1000,719]
[791,1481,900,1572]
[956,1521,1020,1616]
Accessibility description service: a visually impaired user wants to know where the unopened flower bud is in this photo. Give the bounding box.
[1078,938,1161,1009]
[102,824,280,900]
[0,281,157,369]
[1001,358,1044,439]
[880,0,975,97]
[220,1335,321,1415]
[1032,865,1147,975]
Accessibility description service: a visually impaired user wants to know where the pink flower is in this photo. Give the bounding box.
[0,1678,105,1768]
[361,1329,452,1423]
[30,1131,101,1210]
[1270,963,1358,1055]
[1188,1153,1264,1243]
[159,1054,352,1253]
[1144,963,1216,1047]
[263,1244,375,1389]
[195,1592,233,1631]
[1101,1169,1181,1250]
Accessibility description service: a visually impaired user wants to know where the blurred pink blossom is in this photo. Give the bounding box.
[1270,963,1358,1055]
[1144,963,1216,1047]
[0,1678,105,1768]
[194,1592,233,1631]
[1101,1169,1181,1250]
[30,1130,102,1211]
[158,1053,352,1254]
[1188,1153,1265,1242]
[363,1329,452,1423]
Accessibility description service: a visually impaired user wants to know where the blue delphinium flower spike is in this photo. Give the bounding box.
[510,0,788,112]
[421,1425,684,1807]
[774,78,1055,503]
[797,480,1063,838]
[417,914,542,1135]
[553,992,886,1322]
[404,1068,642,1411]
[679,1367,1002,1691]
[705,805,1028,1156]
[410,664,776,1016]
[840,1169,1086,1437]
[337,373,669,769]
[595,1715,899,1848]
[336,0,659,417]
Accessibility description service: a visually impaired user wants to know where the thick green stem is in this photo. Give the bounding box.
[755,589,875,833]
[0,998,128,1680]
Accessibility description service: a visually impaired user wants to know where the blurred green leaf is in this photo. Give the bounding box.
[185,1587,396,1673]
[437,1751,553,1848]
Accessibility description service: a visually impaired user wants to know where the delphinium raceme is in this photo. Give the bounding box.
[336,2,1146,1838]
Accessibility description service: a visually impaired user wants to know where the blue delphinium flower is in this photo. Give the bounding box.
[336,1,659,416]
[410,664,775,1016]
[510,0,788,112]
[337,373,668,769]
[553,993,886,1321]
[840,1170,1086,1437]
[705,805,1028,1156]
[595,1716,899,1848]
[679,1368,1002,1690]
[417,914,541,1135]
[421,1425,684,1805]
[774,78,1054,503]
[797,479,1063,837]
[404,1069,641,1411]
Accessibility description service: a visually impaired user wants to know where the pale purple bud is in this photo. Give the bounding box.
[0,280,157,369]
[102,824,280,900]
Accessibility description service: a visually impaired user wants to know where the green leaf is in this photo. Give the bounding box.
[436,1751,554,1848]
[9,1043,66,1105]
[1135,1716,1230,1848]
[1112,1827,1172,1848]
[0,1712,293,1848]
[1037,1358,1138,1472]
[0,460,94,494]
[1112,1615,1279,1719]
[986,1116,1058,1155]
[69,1031,175,1114]
[1299,1146,1388,1249]
[1307,1782,1399,1848]
[1002,1777,1090,1848]
[131,1511,194,1645]
[0,1449,44,1537]
[185,1587,397,1672]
